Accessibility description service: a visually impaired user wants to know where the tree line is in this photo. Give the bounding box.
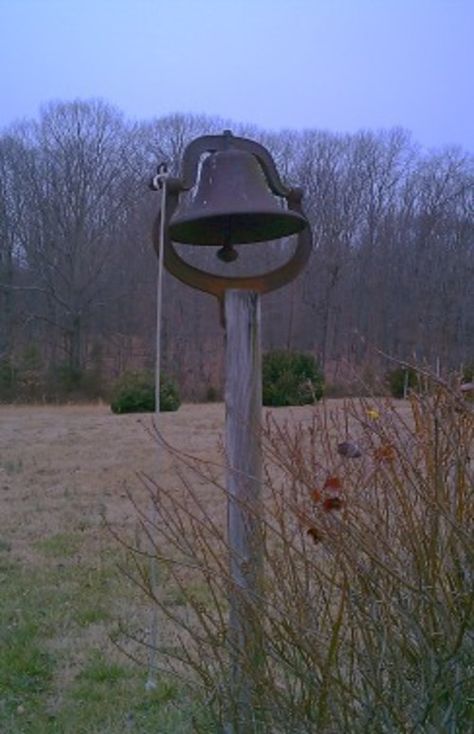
[0,100,472,399]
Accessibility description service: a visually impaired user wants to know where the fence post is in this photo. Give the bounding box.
[225,289,263,731]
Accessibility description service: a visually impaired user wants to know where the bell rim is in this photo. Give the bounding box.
[169,209,308,245]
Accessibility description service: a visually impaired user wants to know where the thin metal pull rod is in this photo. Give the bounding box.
[146,163,168,691]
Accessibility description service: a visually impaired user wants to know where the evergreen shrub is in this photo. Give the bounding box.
[461,363,474,401]
[206,386,219,402]
[262,350,324,407]
[110,370,180,414]
[386,366,419,398]
[462,363,473,383]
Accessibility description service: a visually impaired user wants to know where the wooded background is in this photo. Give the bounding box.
[1,100,472,399]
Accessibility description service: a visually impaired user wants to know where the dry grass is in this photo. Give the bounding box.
[1,394,471,732]
[1,399,389,567]
[0,402,228,731]
[0,399,369,731]
[0,403,222,562]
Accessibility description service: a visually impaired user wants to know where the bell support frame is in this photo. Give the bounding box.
[151,132,312,300]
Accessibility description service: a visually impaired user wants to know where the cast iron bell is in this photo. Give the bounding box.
[168,148,307,262]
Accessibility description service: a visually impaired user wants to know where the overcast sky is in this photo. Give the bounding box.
[1,0,473,151]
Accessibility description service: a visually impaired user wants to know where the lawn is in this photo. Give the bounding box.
[1,401,330,732]
[1,395,471,732]
[0,403,231,732]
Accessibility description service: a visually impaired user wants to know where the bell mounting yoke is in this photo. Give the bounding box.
[152,131,312,299]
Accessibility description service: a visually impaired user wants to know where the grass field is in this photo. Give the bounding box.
[2,401,355,732]
[0,403,236,732]
[1,396,470,732]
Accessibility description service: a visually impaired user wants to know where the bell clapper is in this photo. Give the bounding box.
[217,219,238,262]
[217,240,238,263]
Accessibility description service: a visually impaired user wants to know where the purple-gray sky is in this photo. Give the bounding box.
[1,0,473,150]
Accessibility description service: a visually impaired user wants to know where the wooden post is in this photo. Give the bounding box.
[225,289,263,732]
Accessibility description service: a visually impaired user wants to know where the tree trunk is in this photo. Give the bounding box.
[0,245,13,358]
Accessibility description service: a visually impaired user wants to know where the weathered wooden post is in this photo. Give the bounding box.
[150,132,312,731]
[225,289,263,724]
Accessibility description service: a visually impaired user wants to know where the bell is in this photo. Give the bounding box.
[168,148,307,261]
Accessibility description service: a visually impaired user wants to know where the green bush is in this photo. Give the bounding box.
[462,363,473,383]
[159,373,181,412]
[205,386,219,402]
[386,366,419,398]
[262,350,324,407]
[110,370,180,414]
[461,363,474,402]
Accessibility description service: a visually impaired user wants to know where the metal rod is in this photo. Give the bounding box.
[146,166,168,691]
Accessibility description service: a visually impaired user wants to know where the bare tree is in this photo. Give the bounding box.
[1,103,472,397]
[13,100,139,371]
[0,134,29,359]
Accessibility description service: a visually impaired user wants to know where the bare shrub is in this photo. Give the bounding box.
[117,383,473,732]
